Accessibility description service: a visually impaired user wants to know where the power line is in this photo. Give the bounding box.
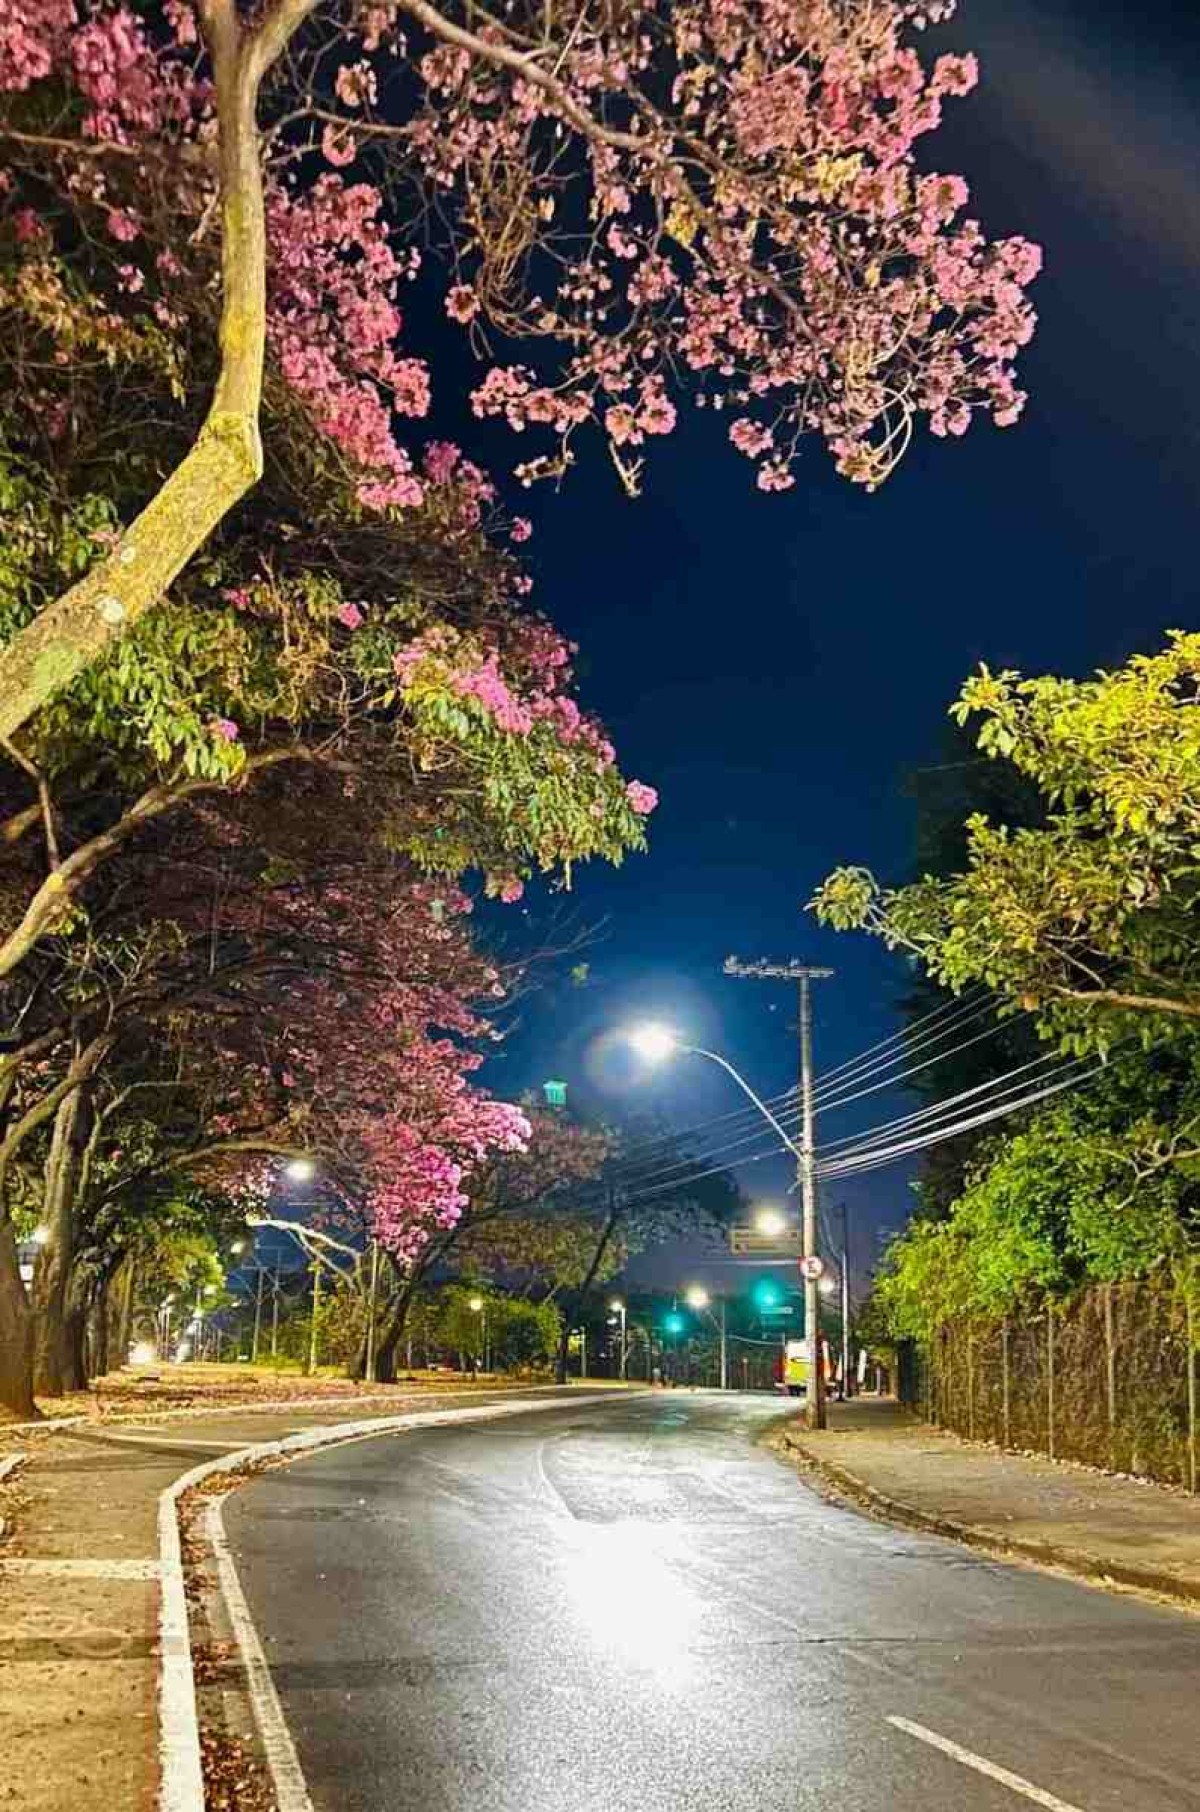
[814,1048,1071,1162]
[817,1061,1108,1180]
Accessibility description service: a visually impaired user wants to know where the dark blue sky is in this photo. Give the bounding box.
[483,0,1200,1279]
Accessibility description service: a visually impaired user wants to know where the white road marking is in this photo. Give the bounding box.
[157,1391,629,1811]
[206,1497,315,1812]
[99,1432,239,1450]
[0,1556,161,1579]
[887,1715,1089,1811]
[0,1451,28,1484]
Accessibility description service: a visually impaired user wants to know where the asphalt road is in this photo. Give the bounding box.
[225,1392,1200,1812]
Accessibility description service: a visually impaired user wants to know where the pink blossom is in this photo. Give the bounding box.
[498,878,525,904]
[336,60,377,109]
[321,123,357,167]
[106,208,139,242]
[337,600,365,630]
[729,418,773,458]
[210,717,240,743]
[509,517,532,543]
[445,284,480,323]
[423,439,462,484]
[625,780,658,815]
[605,404,640,446]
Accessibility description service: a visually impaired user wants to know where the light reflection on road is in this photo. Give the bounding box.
[558,1520,704,1688]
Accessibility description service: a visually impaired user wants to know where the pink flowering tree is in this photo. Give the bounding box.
[0,0,1039,736]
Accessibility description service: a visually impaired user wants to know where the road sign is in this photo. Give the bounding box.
[731,1226,802,1257]
[799,1254,825,1281]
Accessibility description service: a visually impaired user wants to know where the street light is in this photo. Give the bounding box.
[625,1024,803,1161]
[285,1157,314,1182]
[684,1285,727,1391]
[468,1294,488,1373]
[626,1021,826,1429]
[608,1298,627,1382]
[755,1207,787,1238]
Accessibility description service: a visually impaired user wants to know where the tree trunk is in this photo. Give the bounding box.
[92,1278,110,1380]
[372,1273,423,1383]
[0,1220,35,1420]
[32,1087,91,1397]
[556,1185,623,1384]
[114,1258,136,1363]
[0,0,317,740]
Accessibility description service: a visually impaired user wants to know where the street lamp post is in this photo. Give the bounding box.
[609,1299,627,1381]
[364,1239,380,1382]
[684,1285,727,1392]
[629,1023,824,1420]
[307,1256,323,1377]
[467,1294,488,1374]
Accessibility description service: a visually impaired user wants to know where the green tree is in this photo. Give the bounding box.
[872,1044,1200,1340]
[813,635,1200,1055]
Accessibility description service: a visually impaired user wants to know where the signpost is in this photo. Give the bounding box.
[730,1226,802,1257]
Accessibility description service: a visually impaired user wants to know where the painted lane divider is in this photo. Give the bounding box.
[887,1715,1089,1811]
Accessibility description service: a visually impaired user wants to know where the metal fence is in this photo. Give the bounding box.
[897,1278,1198,1492]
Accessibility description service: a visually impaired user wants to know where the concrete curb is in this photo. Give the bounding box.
[782,1433,1200,1612]
[2,1384,536,1438]
[158,1390,638,1810]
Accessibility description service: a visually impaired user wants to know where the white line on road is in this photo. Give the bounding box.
[99,1433,242,1450]
[887,1716,1089,1812]
[206,1497,315,1812]
[0,1556,161,1579]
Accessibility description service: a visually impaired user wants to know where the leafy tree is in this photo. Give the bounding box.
[0,0,1040,732]
[814,635,1200,1055]
[896,722,1042,1216]
[872,1043,1200,1340]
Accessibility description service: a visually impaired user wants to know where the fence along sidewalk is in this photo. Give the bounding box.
[900,1277,1198,1492]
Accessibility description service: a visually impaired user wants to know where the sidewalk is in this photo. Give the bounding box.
[0,1382,610,1811]
[780,1397,1200,1608]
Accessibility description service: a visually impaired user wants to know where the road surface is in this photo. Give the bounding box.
[224,1391,1200,1812]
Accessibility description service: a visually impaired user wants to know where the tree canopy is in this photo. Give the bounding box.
[813,634,1200,1055]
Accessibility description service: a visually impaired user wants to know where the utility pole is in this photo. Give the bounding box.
[719,1297,728,1392]
[307,1258,322,1377]
[252,1267,265,1363]
[839,1199,852,1400]
[270,1264,281,1358]
[364,1239,380,1383]
[725,955,834,1429]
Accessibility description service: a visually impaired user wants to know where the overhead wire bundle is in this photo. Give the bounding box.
[596,989,1108,1209]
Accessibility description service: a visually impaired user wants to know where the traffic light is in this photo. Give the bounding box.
[663,1311,685,1335]
[752,1277,782,1311]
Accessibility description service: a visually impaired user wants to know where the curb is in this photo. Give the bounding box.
[2,1384,537,1439]
[158,1390,637,1810]
[782,1434,1200,1612]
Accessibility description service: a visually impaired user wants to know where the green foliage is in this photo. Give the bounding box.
[871,1045,1200,1339]
[813,635,1200,1055]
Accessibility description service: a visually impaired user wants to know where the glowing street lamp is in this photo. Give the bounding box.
[608,1298,627,1381]
[755,1207,787,1239]
[684,1285,709,1311]
[468,1294,488,1372]
[285,1157,315,1182]
[624,1025,802,1161]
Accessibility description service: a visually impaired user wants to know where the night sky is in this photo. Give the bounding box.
[478,0,1200,1285]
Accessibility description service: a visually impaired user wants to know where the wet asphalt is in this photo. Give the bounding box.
[224,1391,1200,1812]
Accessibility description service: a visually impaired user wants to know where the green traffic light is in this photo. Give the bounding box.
[663,1311,685,1335]
[752,1277,781,1310]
